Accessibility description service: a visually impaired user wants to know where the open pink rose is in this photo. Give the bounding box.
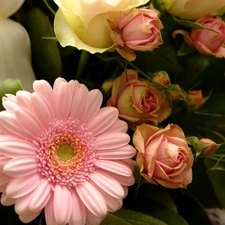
[133,123,194,188]
[110,9,163,61]
[173,16,225,58]
[105,70,171,127]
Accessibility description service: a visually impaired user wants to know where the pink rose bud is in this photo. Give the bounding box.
[133,123,194,188]
[152,71,171,89]
[105,69,171,127]
[110,9,164,61]
[186,90,205,110]
[197,138,219,156]
[173,16,225,58]
[167,84,186,100]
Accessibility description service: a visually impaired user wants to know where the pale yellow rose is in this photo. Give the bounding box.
[157,0,225,20]
[53,0,149,53]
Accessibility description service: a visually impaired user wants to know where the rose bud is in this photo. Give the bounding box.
[110,8,163,61]
[186,90,206,110]
[152,71,170,89]
[173,16,225,58]
[167,84,186,100]
[197,138,220,156]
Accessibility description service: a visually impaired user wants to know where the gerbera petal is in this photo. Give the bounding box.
[83,89,102,122]
[86,209,106,225]
[95,132,130,150]
[19,211,41,224]
[76,181,107,217]
[70,85,89,121]
[4,157,37,177]
[30,93,54,127]
[0,111,33,139]
[54,81,73,120]
[45,195,60,225]
[0,192,16,206]
[98,188,123,212]
[89,170,125,198]
[29,178,52,212]
[69,190,86,225]
[54,184,72,225]
[105,119,128,132]
[0,173,12,191]
[94,160,133,176]
[15,108,43,138]
[33,80,56,115]
[6,173,41,198]
[68,79,81,96]
[97,145,136,159]
[15,91,33,111]
[0,139,35,157]
[15,191,35,214]
[87,107,118,136]
[0,155,11,171]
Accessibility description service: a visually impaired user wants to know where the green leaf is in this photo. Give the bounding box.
[101,208,167,225]
[0,79,22,111]
[25,8,62,84]
[173,17,218,32]
[205,158,225,208]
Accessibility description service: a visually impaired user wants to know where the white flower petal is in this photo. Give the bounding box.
[0,18,36,91]
[0,0,24,18]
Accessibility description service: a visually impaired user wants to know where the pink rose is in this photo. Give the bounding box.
[110,9,163,61]
[173,16,225,58]
[105,70,171,127]
[186,90,206,110]
[133,123,194,188]
[197,138,219,156]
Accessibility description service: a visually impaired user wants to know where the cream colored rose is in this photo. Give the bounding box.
[157,0,225,20]
[53,0,149,53]
[133,124,194,188]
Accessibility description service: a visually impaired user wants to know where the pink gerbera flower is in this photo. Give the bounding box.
[0,78,136,225]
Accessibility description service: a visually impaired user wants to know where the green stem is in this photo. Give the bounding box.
[75,51,91,80]
[43,0,56,15]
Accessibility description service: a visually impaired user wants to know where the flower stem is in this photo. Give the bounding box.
[75,50,91,81]
[43,0,56,15]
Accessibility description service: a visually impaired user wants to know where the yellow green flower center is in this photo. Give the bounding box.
[57,144,75,162]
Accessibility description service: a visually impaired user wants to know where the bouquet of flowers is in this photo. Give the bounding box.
[1,0,225,224]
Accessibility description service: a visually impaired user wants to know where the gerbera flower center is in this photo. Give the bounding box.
[34,118,96,188]
[56,144,75,162]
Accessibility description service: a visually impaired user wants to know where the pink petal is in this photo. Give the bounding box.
[68,79,81,96]
[83,89,102,122]
[86,209,105,225]
[76,181,107,217]
[29,178,52,212]
[0,155,11,171]
[95,132,130,150]
[19,211,41,223]
[6,173,41,198]
[0,192,16,206]
[96,145,136,159]
[54,81,72,120]
[70,85,89,121]
[105,119,128,132]
[30,93,54,128]
[15,91,33,112]
[0,111,33,139]
[33,80,56,117]
[98,189,123,212]
[54,184,72,225]
[15,191,35,214]
[15,108,43,138]
[45,195,60,225]
[87,107,118,136]
[0,139,35,157]
[89,170,125,198]
[69,190,86,225]
[4,157,37,177]
[94,160,132,177]
[0,173,12,191]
